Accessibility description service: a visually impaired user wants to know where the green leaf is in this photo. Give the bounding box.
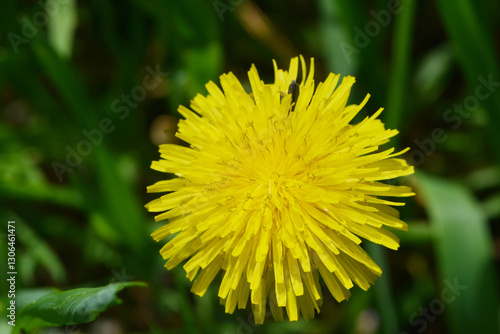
[384,0,417,141]
[482,192,500,219]
[417,172,499,334]
[47,0,77,59]
[17,218,67,284]
[0,212,67,284]
[30,37,148,252]
[16,282,147,333]
[317,0,388,106]
[435,0,500,164]
[317,0,359,76]
[15,287,58,311]
[366,243,399,334]
[394,220,433,245]
[0,147,83,208]
[412,43,454,106]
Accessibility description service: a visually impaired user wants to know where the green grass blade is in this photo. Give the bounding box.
[435,0,500,164]
[412,43,454,107]
[395,220,433,245]
[435,0,498,81]
[417,172,499,334]
[16,218,67,284]
[316,0,359,76]
[47,0,77,59]
[384,0,417,140]
[0,182,83,209]
[30,37,97,128]
[366,243,399,334]
[30,37,148,252]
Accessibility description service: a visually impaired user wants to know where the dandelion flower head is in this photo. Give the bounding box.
[146,56,414,323]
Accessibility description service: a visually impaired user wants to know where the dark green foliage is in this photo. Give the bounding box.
[0,0,499,333]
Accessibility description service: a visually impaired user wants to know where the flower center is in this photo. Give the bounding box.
[265,171,294,210]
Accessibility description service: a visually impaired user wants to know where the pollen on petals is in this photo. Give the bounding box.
[146,56,414,323]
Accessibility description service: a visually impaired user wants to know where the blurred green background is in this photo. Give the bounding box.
[0,0,499,333]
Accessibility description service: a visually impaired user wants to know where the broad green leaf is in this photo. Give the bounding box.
[15,287,58,311]
[16,281,147,333]
[417,172,499,334]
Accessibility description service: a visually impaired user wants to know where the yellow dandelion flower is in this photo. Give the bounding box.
[146,56,414,323]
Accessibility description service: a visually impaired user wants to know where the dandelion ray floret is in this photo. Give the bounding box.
[146,56,414,323]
